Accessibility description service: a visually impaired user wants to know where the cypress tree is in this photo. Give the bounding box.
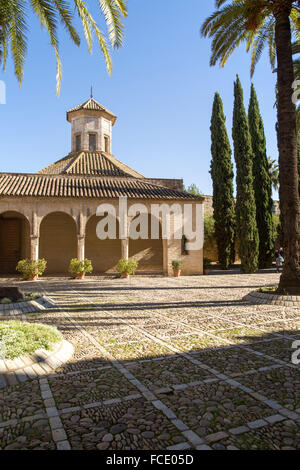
[298,132,300,196]
[210,93,235,269]
[248,84,274,268]
[232,76,259,273]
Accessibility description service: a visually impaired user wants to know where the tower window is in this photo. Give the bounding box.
[75,134,81,152]
[104,135,110,153]
[89,134,96,151]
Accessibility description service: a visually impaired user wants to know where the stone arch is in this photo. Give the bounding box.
[0,211,31,274]
[85,214,121,273]
[39,212,77,274]
[129,214,163,273]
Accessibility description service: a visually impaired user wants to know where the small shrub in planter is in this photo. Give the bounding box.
[16,259,47,281]
[203,258,212,275]
[117,259,138,278]
[69,259,93,279]
[1,298,12,305]
[172,260,182,277]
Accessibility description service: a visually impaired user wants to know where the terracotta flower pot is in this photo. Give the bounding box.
[77,273,85,280]
[173,269,181,278]
[121,272,130,279]
[29,275,38,281]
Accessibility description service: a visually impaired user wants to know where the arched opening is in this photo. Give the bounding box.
[129,214,163,273]
[0,211,30,274]
[39,212,77,274]
[85,214,121,273]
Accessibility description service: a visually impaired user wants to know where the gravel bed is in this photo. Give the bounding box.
[161,382,274,437]
[0,381,45,422]
[192,346,276,376]
[50,368,137,409]
[167,334,226,351]
[0,418,55,450]
[104,340,171,360]
[247,338,295,363]
[125,355,214,390]
[238,367,300,411]
[61,398,184,450]
[215,420,300,450]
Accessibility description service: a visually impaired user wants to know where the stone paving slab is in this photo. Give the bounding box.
[215,420,300,450]
[0,296,54,316]
[246,291,300,308]
[0,340,74,388]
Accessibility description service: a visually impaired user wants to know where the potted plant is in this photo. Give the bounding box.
[16,259,47,281]
[172,260,182,277]
[117,258,138,279]
[203,258,212,275]
[69,258,93,279]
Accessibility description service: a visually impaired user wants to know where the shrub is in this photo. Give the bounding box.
[16,259,47,280]
[69,259,93,277]
[172,260,182,270]
[117,258,138,275]
[1,298,12,305]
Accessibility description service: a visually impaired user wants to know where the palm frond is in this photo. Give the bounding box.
[0,0,127,93]
[52,0,80,46]
[8,0,27,86]
[201,0,281,75]
[249,17,274,76]
[74,0,113,74]
[99,0,126,49]
[30,0,62,94]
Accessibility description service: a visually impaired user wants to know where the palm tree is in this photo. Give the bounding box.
[202,0,300,294]
[291,42,300,127]
[0,0,128,94]
[267,157,279,191]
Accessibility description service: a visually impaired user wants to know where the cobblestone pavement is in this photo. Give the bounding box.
[0,272,299,450]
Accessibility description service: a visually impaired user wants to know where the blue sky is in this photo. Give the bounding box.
[0,0,278,196]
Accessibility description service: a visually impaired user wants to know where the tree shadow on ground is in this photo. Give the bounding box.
[0,304,299,451]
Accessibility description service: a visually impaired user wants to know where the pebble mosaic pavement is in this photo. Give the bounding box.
[0,271,299,450]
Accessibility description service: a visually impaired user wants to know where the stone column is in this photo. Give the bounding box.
[121,239,129,260]
[163,239,169,276]
[30,236,39,262]
[77,236,85,261]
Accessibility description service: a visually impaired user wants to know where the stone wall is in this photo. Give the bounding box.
[203,195,280,216]
[69,109,114,153]
[39,212,77,274]
[145,179,184,192]
[0,196,204,276]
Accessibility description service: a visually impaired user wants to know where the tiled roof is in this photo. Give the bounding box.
[38,151,144,178]
[67,98,116,122]
[0,173,202,200]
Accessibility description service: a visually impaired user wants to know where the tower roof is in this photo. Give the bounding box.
[66,98,117,124]
[38,151,144,178]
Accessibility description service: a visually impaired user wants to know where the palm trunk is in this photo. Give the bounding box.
[275,8,300,294]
